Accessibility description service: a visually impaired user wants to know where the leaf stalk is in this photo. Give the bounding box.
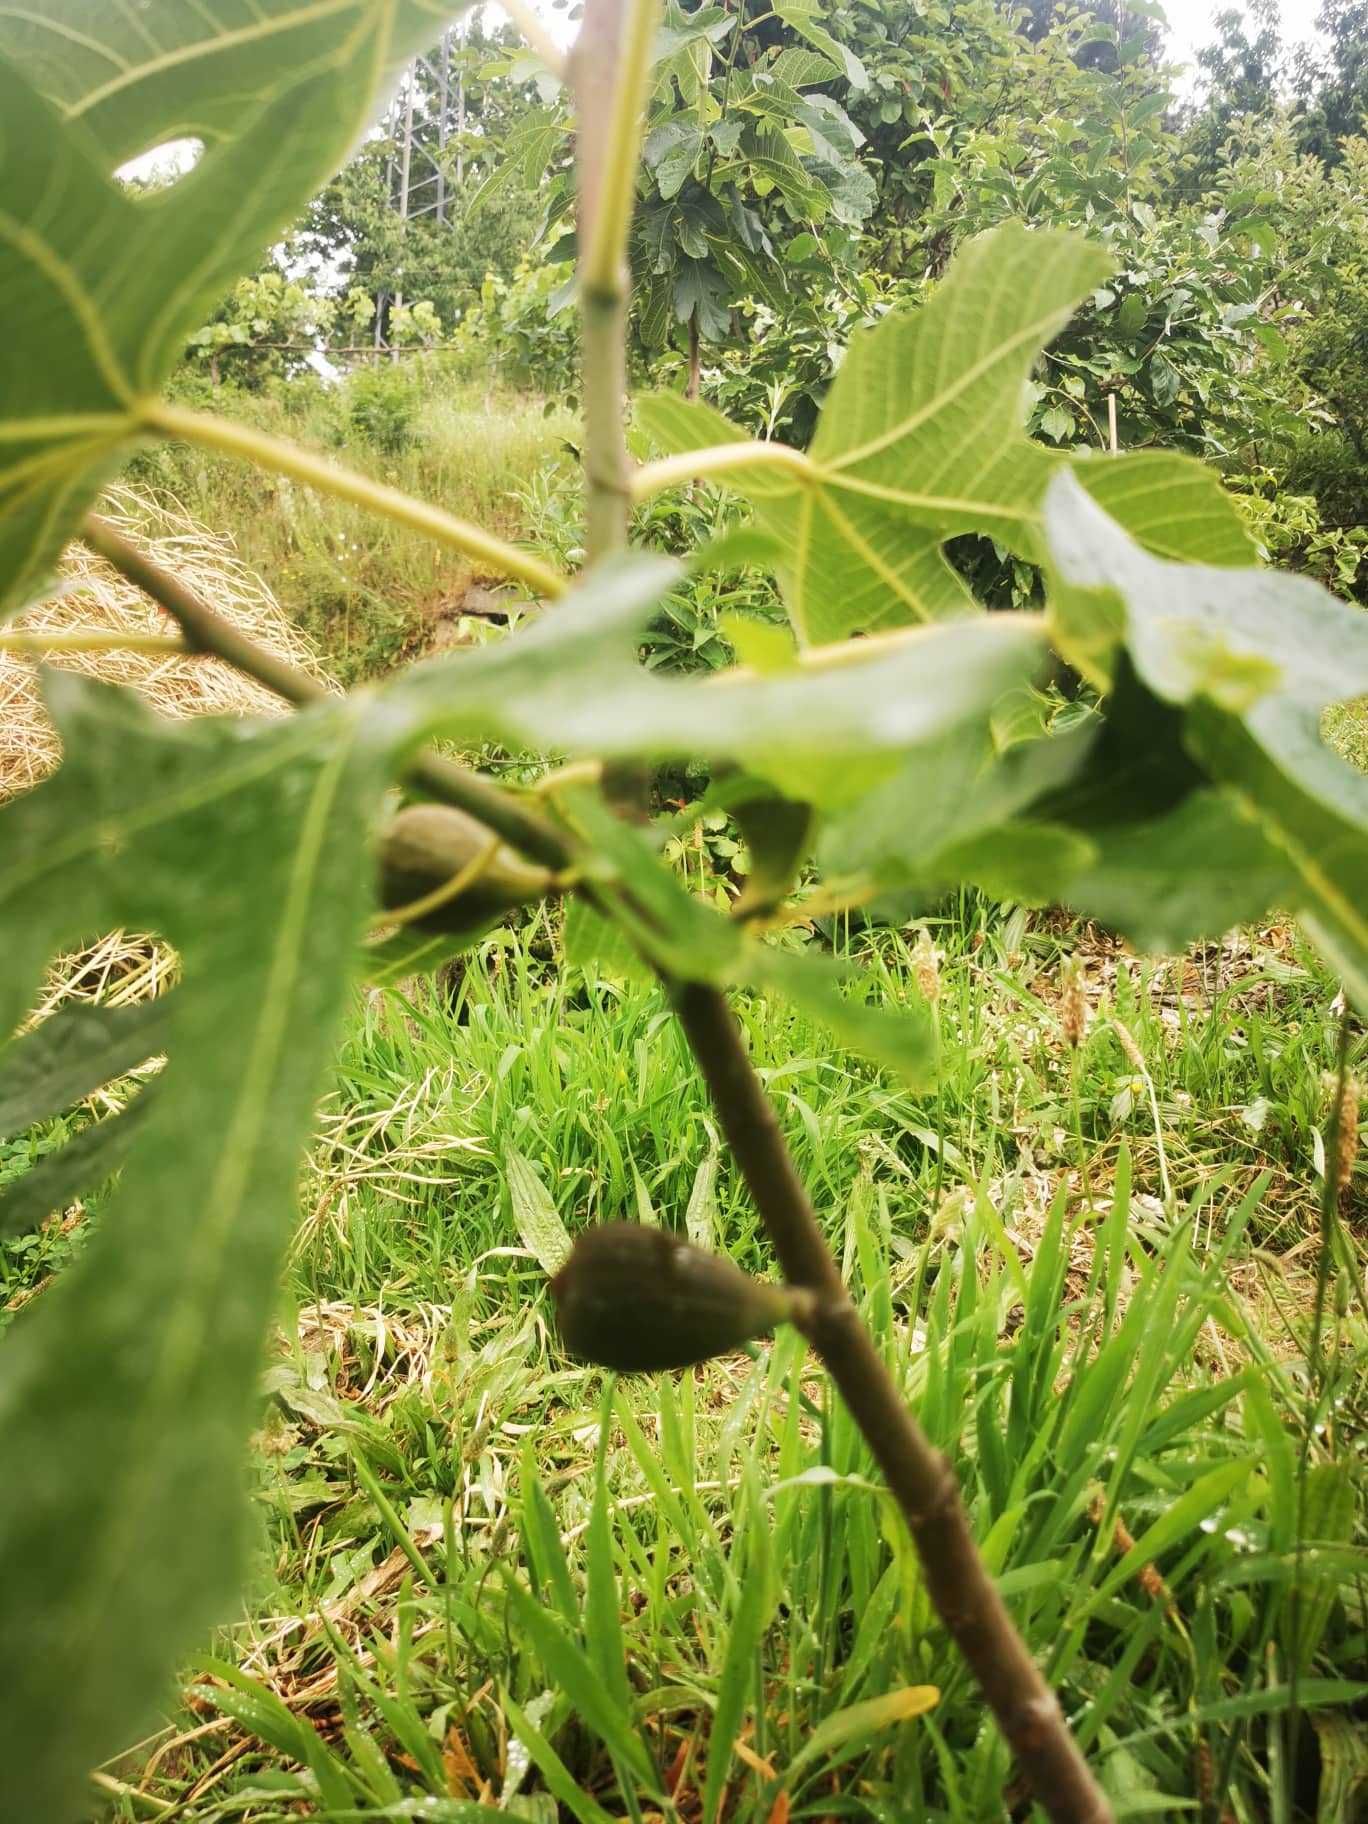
[632,441,816,499]
[0,630,187,657]
[144,403,569,601]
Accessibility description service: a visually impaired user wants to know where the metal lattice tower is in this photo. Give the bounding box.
[385,23,468,231]
[374,22,468,345]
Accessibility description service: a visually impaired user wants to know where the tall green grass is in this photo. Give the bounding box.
[124,365,576,683]
[51,901,1364,1824]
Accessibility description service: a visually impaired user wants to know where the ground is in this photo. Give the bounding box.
[7,904,1361,1824]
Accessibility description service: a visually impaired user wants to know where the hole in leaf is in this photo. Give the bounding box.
[115,138,205,191]
[0,945,177,1294]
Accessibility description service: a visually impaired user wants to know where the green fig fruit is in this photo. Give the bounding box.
[378,803,552,937]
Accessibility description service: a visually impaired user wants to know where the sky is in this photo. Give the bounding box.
[1163,0,1323,82]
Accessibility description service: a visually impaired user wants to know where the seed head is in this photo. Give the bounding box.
[1060,957,1087,1049]
[1112,1017,1146,1074]
[1334,1074,1359,1205]
[912,927,941,1005]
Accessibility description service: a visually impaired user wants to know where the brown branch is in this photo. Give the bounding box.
[556,0,1113,1810]
[673,982,1115,1824]
[81,516,573,874]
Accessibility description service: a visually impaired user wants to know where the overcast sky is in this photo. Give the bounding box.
[1163,0,1323,81]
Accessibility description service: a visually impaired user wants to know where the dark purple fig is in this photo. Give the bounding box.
[551,1223,805,1373]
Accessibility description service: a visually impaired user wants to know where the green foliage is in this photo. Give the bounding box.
[346,364,428,456]
[0,680,393,1818]
[467,0,879,367]
[187,269,375,389]
[453,263,582,396]
[1293,0,1368,164]
[3,1,1368,1815]
[318,14,550,327]
[631,1,877,353]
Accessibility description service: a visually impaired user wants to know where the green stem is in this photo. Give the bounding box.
[0,630,187,657]
[83,515,332,704]
[571,0,661,560]
[582,283,632,559]
[632,440,815,499]
[144,402,569,601]
[577,0,660,301]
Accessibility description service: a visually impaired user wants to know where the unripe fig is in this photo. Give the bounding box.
[551,1222,808,1372]
[378,803,552,937]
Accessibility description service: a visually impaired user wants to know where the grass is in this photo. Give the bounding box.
[126,365,577,684]
[13,894,1362,1824]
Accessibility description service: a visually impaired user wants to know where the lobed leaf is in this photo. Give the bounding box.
[1045,473,1368,991]
[0,1,472,611]
[0,0,462,171]
[637,224,1254,644]
[1189,701,1368,1008]
[1045,472,1368,709]
[818,718,1097,905]
[0,677,391,1819]
[1061,789,1294,953]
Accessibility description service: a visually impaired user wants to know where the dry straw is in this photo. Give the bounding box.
[1334,1072,1359,1205]
[1,487,335,1008]
[0,485,335,803]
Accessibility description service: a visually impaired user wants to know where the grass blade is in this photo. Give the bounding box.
[506,1150,573,1274]
[702,1469,775,1824]
[502,1578,658,1794]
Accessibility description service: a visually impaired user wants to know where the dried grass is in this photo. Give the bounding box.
[2,487,335,1011]
[0,483,335,803]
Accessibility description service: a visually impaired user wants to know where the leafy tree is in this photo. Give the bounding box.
[283,18,545,340]
[471,1,879,393]
[1180,0,1286,190]
[1294,0,1368,160]
[186,268,376,386]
